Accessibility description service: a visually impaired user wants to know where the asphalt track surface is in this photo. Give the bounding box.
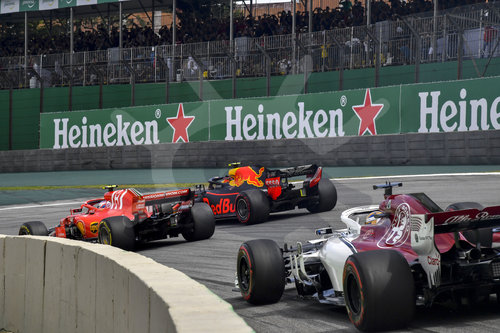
[2,170,500,332]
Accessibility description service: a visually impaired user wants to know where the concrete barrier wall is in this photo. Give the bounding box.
[1,131,500,173]
[0,235,252,333]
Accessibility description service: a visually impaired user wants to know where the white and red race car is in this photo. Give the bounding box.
[236,182,500,331]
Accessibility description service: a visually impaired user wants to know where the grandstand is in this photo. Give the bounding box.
[0,0,498,92]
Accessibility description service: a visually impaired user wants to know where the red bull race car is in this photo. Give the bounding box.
[19,185,215,250]
[196,163,337,224]
[236,182,500,331]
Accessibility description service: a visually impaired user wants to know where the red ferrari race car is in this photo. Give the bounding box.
[19,185,215,250]
[196,163,337,224]
[236,182,500,331]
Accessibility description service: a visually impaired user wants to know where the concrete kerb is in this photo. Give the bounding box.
[0,235,253,333]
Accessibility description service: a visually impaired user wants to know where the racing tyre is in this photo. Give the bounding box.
[446,202,492,247]
[182,203,216,242]
[237,239,285,304]
[343,250,415,332]
[307,178,337,213]
[235,190,270,224]
[19,221,48,236]
[98,216,136,251]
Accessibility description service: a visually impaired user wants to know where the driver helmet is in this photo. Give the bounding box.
[97,200,109,209]
[366,210,384,225]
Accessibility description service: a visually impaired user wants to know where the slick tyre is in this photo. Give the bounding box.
[343,250,415,332]
[446,202,492,247]
[182,203,216,242]
[307,178,337,213]
[235,190,270,224]
[19,221,48,236]
[237,239,285,305]
[98,216,136,251]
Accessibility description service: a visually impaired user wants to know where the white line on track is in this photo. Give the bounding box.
[331,172,500,181]
[0,201,82,211]
[1,172,499,211]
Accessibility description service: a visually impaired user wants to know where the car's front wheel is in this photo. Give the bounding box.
[237,239,285,304]
[343,249,415,331]
[19,221,48,236]
[98,216,136,251]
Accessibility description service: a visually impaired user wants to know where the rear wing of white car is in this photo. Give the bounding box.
[411,205,500,288]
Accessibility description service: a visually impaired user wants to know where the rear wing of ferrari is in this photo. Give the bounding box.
[142,188,192,205]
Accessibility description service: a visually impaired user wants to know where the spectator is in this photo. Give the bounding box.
[483,25,497,58]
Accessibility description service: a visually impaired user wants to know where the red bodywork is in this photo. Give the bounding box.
[54,188,191,239]
[352,193,500,263]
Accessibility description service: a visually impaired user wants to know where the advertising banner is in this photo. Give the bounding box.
[401,76,500,134]
[39,76,500,149]
[39,103,209,149]
[209,86,401,141]
[1,0,127,14]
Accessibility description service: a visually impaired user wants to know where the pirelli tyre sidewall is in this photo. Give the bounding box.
[235,190,270,224]
[98,216,136,251]
[181,203,216,242]
[237,239,285,305]
[343,250,415,332]
[307,178,337,213]
[19,221,49,236]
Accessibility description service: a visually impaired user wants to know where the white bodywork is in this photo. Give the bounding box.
[289,205,379,304]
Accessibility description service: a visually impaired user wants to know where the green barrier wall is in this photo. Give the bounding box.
[40,75,500,149]
[5,57,500,150]
[0,90,9,150]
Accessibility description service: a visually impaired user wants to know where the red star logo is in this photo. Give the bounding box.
[167,104,195,143]
[352,89,384,136]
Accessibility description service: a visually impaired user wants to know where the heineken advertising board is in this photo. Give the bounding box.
[39,76,500,149]
[209,87,400,141]
[39,103,209,149]
[401,76,500,133]
[0,0,128,14]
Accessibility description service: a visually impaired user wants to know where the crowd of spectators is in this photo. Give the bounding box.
[0,0,490,58]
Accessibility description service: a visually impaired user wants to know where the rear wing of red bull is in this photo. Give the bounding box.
[273,164,319,178]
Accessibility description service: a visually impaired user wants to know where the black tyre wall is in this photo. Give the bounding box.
[19,221,48,236]
[182,203,215,242]
[307,178,337,213]
[343,250,415,332]
[98,216,136,251]
[235,190,270,224]
[237,239,285,304]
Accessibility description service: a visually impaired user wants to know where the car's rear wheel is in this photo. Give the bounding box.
[343,249,415,331]
[98,216,136,251]
[446,202,492,247]
[235,190,270,224]
[307,178,337,213]
[237,239,285,304]
[182,203,216,241]
[19,221,48,236]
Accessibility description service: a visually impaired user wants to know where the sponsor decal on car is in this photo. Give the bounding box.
[203,197,235,215]
[229,167,265,187]
[378,203,411,248]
